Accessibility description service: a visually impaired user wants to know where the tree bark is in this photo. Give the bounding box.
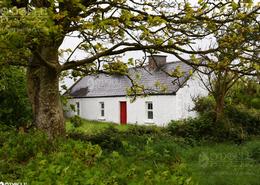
[26,48,65,139]
[214,94,225,122]
[213,80,227,123]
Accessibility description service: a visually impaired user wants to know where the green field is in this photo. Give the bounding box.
[1,120,259,185]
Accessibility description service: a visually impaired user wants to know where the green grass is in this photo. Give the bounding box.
[182,140,260,185]
[66,119,134,134]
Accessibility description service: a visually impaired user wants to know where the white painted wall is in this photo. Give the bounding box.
[65,76,208,126]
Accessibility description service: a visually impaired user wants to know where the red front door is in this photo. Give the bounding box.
[120,102,127,125]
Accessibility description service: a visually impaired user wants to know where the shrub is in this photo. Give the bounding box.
[70,115,84,127]
[190,93,260,141]
[225,104,260,135]
[167,115,215,141]
[125,125,164,136]
[192,96,215,115]
[69,126,123,151]
[250,98,260,109]
[0,129,102,182]
[21,139,102,184]
[229,79,260,109]
[0,130,50,163]
[0,66,32,129]
[0,130,51,180]
[167,114,249,142]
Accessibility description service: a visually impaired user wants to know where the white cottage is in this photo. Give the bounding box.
[64,55,207,126]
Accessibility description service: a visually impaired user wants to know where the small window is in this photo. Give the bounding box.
[76,102,80,116]
[146,102,153,120]
[100,102,105,117]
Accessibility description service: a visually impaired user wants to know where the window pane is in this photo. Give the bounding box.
[76,102,80,115]
[100,102,104,108]
[148,111,153,119]
[101,110,104,117]
[148,102,153,110]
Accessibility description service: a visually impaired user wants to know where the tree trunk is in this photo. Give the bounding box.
[27,48,65,139]
[214,92,225,123]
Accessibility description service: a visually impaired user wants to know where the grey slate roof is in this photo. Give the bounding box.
[66,61,192,98]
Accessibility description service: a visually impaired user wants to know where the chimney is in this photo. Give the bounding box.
[148,55,167,71]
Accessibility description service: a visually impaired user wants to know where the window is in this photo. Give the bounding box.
[76,102,80,116]
[100,102,105,117]
[146,102,153,120]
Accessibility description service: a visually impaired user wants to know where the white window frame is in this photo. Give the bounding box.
[99,102,105,118]
[76,102,80,116]
[146,101,154,121]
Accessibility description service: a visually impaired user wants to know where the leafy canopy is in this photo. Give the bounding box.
[0,1,244,70]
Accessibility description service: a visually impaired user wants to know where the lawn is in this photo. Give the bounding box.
[66,119,131,134]
[0,120,259,185]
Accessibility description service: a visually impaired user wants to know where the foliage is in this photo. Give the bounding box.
[177,81,258,142]
[1,121,260,184]
[103,61,128,75]
[0,0,237,77]
[193,3,259,121]
[69,126,123,152]
[124,125,165,136]
[194,79,260,117]
[0,129,51,180]
[0,66,32,128]
[167,115,221,142]
[225,104,260,135]
[0,127,102,183]
[21,139,102,184]
[70,115,84,128]
[228,79,260,109]
[192,96,215,115]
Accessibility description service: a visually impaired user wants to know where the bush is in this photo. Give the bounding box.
[0,66,32,129]
[166,113,250,142]
[0,129,102,182]
[250,98,260,109]
[229,79,260,109]
[125,125,164,136]
[70,115,84,127]
[69,126,123,151]
[225,104,260,135]
[0,130,50,162]
[21,139,102,184]
[190,93,260,141]
[192,96,215,115]
[167,114,215,140]
[0,130,51,180]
